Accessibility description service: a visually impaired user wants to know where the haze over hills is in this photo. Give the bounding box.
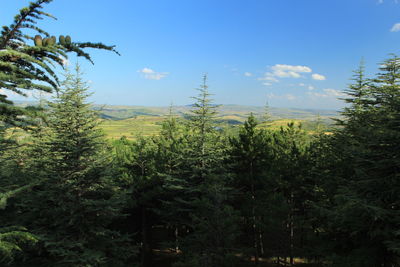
[12,100,340,139]
[14,100,339,121]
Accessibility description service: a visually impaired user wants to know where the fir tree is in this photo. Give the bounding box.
[0,2,120,260]
[262,101,272,123]
[14,65,133,266]
[271,123,311,266]
[310,55,400,266]
[171,75,240,266]
[113,135,163,266]
[229,113,272,263]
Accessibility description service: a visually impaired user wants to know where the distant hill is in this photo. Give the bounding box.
[13,100,339,121]
[91,103,339,122]
[11,101,340,139]
[92,104,340,139]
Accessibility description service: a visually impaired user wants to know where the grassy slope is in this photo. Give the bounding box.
[11,101,339,139]
[97,104,339,139]
[99,117,333,140]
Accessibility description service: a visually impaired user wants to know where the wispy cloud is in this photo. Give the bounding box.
[258,76,279,82]
[307,88,345,98]
[267,93,296,101]
[391,23,400,32]
[379,0,400,4]
[244,72,253,77]
[312,73,326,80]
[138,67,168,80]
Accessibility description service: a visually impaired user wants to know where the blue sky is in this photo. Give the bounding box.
[3,0,400,109]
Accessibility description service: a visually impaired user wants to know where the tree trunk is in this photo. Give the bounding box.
[250,162,259,265]
[259,227,264,257]
[141,206,151,267]
[175,226,179,252]
[289,192,294,266]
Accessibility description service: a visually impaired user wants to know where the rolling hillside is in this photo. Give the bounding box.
[12,101,340,139]
[95,104,339,139]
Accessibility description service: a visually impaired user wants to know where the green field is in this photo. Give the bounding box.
[12,101,339,139]
[99,116,333,140]
[99,115,166,139]
[94,103,338,139]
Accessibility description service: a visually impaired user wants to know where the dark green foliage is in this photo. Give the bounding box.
[229,114,272,263]
[272,123,313,263]
[308,56,400,266]
[159,76,240,266]
[113,135,164,266]
[10,66,134,266]
[0,2,121,263]
[0,227,37,265]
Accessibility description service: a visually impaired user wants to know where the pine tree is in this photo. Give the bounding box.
[310,55,400,266]
[0,2,120,259]
[229,113,272,263]
[166,75,240,266]
[338,59,371,129]
[14,65,133,266]
[271,123,311,266]
[113,135,164,266]
[262,101,272,123]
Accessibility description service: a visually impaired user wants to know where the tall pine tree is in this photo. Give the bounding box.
[14,65,133,266]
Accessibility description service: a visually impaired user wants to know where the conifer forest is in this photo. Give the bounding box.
[1,1,400,266]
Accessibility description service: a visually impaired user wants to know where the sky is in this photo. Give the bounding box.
[3,0,400,110]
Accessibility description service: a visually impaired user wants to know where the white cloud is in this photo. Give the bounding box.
[312,73,326,80]
[272,64,312,73]
[266,93,296,101]
[299,83,305,87]
[258,76,279,82]
[263,82,272,86]
[258,64,312,84]
[138,67,168,80]
[307,88,345,98]
[308,85,315,90]
[271,64,312,78]
[244,72,253,77]
[323,88,346,97]
[273,69,301,78]
[391,23,400,32]
[140,67,154,74]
